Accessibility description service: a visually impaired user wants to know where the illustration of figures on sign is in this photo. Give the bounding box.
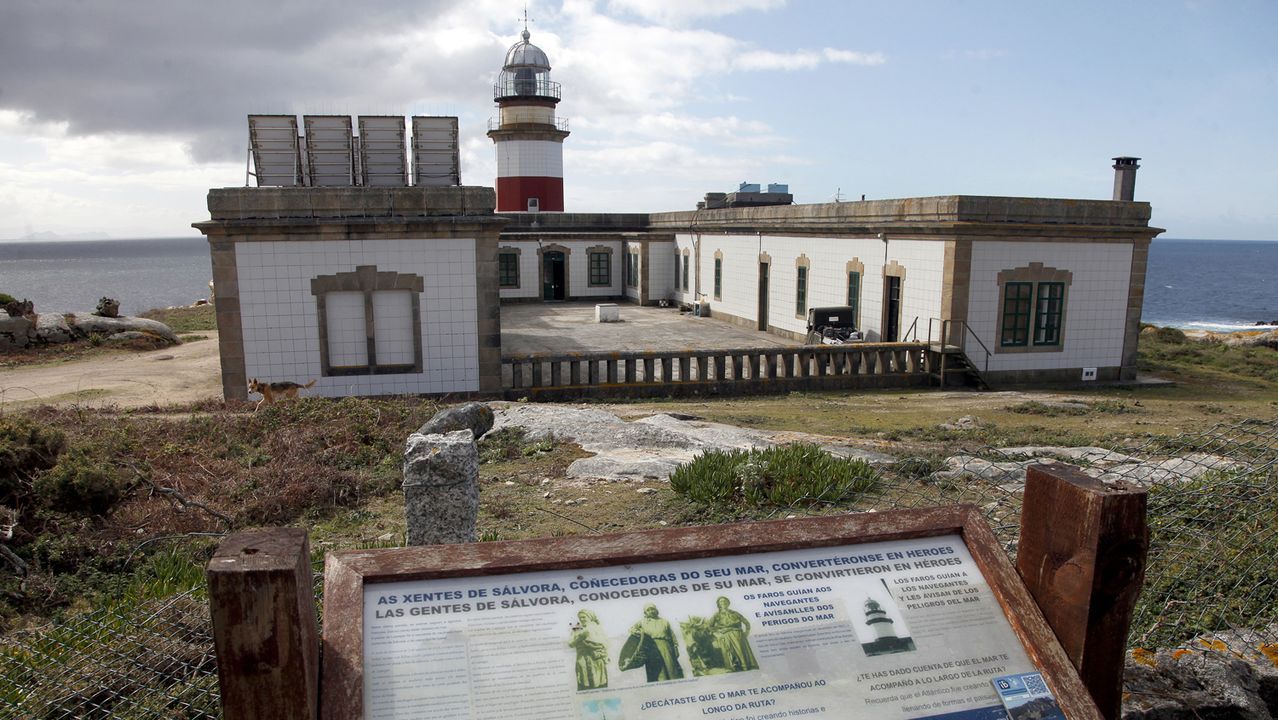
[682,596,761,677]
[569,609,610,691]
[619,603,685,682]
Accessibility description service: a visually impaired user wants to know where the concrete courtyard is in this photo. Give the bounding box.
[500,302,800,355]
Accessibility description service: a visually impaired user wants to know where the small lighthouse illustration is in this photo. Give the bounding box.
[488,23,569,212]
[860,595,916,656]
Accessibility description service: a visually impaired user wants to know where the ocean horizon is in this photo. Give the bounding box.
[1,236,1275,331]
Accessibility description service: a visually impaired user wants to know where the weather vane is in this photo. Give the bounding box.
[520,5,534,33]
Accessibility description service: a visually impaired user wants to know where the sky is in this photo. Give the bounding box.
[0,0,1275,241]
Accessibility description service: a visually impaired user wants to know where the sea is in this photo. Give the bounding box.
[0,236,1274,330]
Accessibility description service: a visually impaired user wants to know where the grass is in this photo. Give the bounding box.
[139,305,217,334]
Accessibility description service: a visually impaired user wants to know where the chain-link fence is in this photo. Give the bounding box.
[1,416,1274,718]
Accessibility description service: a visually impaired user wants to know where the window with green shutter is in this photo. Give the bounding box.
[714,258,722,299]
[682,252,689,290]
[1034,282,1065,345]
[589,252,610,286]
[498,252,519,288]
[846,271,860,324]
[796,266,808,316]
[1000,282,1033,347]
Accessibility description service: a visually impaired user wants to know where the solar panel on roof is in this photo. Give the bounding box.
[304,115,354,187]
[358,116,408,187]
[411,116,460,186]
[248,115,302,186]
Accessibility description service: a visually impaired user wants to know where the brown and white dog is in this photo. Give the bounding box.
[248,378,316,410]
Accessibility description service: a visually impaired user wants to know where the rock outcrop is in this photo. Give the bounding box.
[67,314,178,344]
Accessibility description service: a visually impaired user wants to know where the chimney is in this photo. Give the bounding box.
[1112,156,1140,201]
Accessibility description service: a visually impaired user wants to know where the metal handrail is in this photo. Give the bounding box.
[493,77,561,100]
[903,316,919,342]
[487,116,569,132]
[937,318,991,372]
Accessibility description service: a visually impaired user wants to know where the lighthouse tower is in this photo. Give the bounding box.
[488,28,569,212]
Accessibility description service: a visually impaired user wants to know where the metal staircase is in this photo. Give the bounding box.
[926,319,991,390]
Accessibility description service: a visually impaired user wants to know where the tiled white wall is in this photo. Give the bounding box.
[498,241,539,299]
[685,234,945,340]
[646,241,675,302]
[236,238,479,397]
[497,240,623,300]
[495,140,563,178]
[566,240,623,297]
[967,241,1133,371]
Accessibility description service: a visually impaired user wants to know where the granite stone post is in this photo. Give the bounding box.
[403,429,480,546]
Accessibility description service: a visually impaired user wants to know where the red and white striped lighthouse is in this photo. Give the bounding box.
[488,29,569,212]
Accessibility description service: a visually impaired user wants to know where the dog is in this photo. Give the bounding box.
[248,378,316,410]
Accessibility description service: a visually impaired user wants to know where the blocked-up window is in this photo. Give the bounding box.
[311,266,424,376]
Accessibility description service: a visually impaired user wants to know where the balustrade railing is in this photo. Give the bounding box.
[502,342,931,396]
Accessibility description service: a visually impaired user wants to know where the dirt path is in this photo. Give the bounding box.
[0,334,223,409]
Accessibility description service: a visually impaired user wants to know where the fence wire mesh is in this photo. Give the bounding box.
[0,416,1274,718]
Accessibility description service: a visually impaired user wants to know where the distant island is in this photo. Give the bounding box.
[2,231,113,242]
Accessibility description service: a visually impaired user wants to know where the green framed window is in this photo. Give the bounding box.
[673,253,680,289]
[714,258,722,299]
[796,266,808,316]
[589,252,610,286]
[682,252,690,291]
[498,252,519,288]
[1000,282,1033,347]
[1034,282,1065,345]
[625,253,637,287]
[846,271,860,322]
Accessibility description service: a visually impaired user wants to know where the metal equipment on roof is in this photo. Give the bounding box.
[245,114,460,188]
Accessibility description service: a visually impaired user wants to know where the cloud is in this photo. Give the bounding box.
[603,0,785,25]
[735,48,886,71]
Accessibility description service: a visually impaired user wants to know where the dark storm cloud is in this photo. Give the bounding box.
[0,0,494,161]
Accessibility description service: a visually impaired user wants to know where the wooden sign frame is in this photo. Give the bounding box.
[321,505,1102,719]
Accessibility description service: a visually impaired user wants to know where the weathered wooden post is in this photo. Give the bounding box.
[1016,463,1148,720]
[207,528,319,720]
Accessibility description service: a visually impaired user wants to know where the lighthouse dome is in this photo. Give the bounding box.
[503,29,551,71]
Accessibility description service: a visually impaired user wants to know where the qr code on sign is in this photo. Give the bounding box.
[1024,673,1048,695]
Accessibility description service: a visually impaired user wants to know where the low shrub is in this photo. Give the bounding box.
[34,448,127,516]
[0,292,16,306]
[1152,326,1188,343]
[670,443,879,509]
[0,416,66,504]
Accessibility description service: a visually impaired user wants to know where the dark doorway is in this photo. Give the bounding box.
[543,251,566,301]
[757,262,770,331]
[884,275,902,341]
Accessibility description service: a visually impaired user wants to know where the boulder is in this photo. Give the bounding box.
[1123,646,1278,719]
[95,297,120,318]
[403,430,479,546]
[416,402,495,439]
[0,316,34,349]
[68,314,178,344]
[34,313,74,344]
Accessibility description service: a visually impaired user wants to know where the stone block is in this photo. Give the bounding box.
[595,303,621,323]
[403,430,479,546]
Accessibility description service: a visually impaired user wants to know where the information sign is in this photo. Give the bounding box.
[321,507,1100,720]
